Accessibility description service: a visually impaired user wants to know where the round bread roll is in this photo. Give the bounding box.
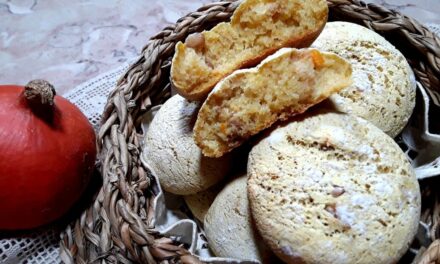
[312,22,416,137]
[248,110,421,264]
[194,48,352,158]
[204,176,272,262]
[171,0,328,100]
[143,95,230,195]
[184,184,221,223]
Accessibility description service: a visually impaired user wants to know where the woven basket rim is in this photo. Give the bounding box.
[60,1,440,263]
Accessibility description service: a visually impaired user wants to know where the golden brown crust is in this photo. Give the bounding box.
[171,0,329,101]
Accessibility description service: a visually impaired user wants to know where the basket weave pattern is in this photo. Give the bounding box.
[60,1,440,263]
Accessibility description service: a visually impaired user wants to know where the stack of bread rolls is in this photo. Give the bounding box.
[142,0,420,263]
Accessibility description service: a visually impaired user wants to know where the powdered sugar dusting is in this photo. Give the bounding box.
[310,125,347,146]
[303,167,324,181]
[363,164,377,174]
[351,194,374,209]
[357,145,377,159]
[353,70,372,92]
[336,205,356,227]
[373,182,393,196]
[268,129,285,144]
[321,241,349,263]
[321,125,348,145]
[323,161,345,171]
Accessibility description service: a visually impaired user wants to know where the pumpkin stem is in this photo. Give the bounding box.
[24,80,56,106]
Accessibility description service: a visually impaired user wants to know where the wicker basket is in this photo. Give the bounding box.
[60,0,440,263]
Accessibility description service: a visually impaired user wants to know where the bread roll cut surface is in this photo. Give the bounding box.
[171,0,328,100]
[194,48,352,157]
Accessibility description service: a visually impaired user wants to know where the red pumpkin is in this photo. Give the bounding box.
[0,80,96,230]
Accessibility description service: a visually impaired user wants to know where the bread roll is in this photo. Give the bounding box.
[171,0,328,100]
[184,184,221,223]
[312,22,416,137]
[204,176,273,262]
[194,48,352,157]
[142,95,230,195]
[247,110,421,264]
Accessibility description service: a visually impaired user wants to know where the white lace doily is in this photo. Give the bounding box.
[1,25,440,264]
[427,23,440,35]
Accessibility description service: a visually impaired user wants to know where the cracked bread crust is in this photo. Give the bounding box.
[171,0,328,101]
[247,110,421,264]
[194,48,352,158]
[312,22,416,137]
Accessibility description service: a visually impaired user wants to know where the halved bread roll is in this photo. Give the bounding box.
[194,48,353,158]
[171,0,329,101]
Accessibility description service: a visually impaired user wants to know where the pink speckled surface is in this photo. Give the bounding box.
[0,0,439,95]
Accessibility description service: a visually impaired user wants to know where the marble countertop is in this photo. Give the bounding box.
[1,0,439,95]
